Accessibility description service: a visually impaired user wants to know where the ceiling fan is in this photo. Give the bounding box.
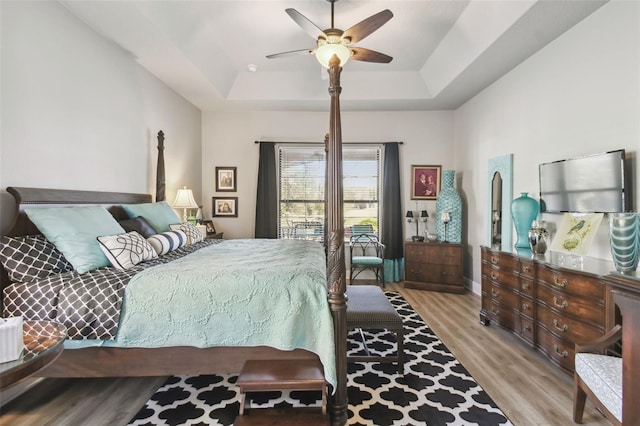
[266,0,393,68]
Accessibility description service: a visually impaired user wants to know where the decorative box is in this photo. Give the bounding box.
[0,316,24,363]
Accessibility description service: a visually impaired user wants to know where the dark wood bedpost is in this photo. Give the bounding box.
[326,55,348,426]
[156,130,166,202]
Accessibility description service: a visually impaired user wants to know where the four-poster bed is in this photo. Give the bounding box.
[0,58,349,425]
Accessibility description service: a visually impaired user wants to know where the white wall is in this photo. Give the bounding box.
[0,1,202,233]
[454,0,640,293]
[202,110,454,239]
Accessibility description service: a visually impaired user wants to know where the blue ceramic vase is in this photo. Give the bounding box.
[435,170,462,243]
[609,213,639,273]
[511,192,539,249]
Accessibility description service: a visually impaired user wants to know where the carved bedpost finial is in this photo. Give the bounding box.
[156,130,166,202]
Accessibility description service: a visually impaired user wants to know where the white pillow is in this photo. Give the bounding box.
[169,222,204,245]
[147,230,187,256]
[97,231,157,270]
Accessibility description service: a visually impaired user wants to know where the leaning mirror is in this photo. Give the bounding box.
[487,154,513,251]
[491,172,502,248]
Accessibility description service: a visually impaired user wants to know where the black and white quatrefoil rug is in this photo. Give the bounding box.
[129,292,512,426]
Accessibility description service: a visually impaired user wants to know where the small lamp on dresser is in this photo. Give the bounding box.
[406,210,425,242]
[441,211,451,242]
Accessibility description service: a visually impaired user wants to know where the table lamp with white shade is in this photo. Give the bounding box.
[172,186,198,223]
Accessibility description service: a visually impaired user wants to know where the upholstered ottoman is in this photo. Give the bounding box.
[346,285,404,374]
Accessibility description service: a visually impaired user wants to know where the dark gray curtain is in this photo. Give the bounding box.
[255,142,277,238]
[381,143,404,281]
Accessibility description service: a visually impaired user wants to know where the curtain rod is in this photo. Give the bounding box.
[254,141,403,145]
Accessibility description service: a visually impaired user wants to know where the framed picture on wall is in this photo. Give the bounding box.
[411,165,442,200]
[215,167,237,192]
[212,197,238,217]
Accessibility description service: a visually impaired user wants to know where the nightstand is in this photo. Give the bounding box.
[1,320,67,390]
[206,232,224,240]
[404,241,464,293]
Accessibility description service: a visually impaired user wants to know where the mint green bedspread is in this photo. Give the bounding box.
[106,239,336,388]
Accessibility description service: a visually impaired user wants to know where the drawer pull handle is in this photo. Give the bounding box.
[552,319,568,332]
[490,272,499,280]
[491,289,500,297]
[522,265,531,272]
[522,303,530,310]
[553,276,568,287]
[552,297,569,309]
[523,325,531,332]
[491,308,499,315]
[553,345,569,358]
[491,256,499,264]
[522,283,529,290]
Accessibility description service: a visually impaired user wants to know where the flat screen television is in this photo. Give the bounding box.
[539,149,629,213]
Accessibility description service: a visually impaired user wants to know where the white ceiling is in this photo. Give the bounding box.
[60,0,607,112]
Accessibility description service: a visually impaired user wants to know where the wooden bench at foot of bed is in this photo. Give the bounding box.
[38,346,318,378]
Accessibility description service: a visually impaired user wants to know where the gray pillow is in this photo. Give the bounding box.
[119,216,157,238]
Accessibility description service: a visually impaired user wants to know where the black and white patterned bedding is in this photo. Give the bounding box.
[2,239,222,340]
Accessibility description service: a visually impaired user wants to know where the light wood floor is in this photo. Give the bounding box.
[0,282,609,426]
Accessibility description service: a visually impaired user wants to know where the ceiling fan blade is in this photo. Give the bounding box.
[342,9,393,45]
[266,48,315,59]
[350,47,393,63]
[285,8,327,41]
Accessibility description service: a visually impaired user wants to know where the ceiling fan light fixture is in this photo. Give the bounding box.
[315,43,350,68]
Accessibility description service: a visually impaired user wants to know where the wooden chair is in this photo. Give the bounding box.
[349,233,385,287]
[573,324,622,425]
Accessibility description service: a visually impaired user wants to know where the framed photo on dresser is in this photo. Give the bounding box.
[201,220,216,235]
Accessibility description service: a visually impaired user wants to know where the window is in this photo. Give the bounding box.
[278,145,381,241]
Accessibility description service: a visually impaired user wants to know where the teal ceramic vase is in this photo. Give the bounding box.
[609,212,639,273]
[435,170,462,243]
[511,192,539,249]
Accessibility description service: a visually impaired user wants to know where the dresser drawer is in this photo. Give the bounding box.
[406,262,461,284]
[487,282,519,308]
[408,244,461,265]
[537,284,604,326]
[482,248,518,271]
[519,259,535,280]
[405,245,426,262]
[537,266,604,299]
[520,298,534,318]
[488,300,519,330]
[520,277,534,298]
[520,316,535,343]
[536,304,604,344]
[536,326,575,372]
[482,262,519,289]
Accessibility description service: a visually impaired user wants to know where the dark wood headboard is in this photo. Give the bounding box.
[1,187,152,296]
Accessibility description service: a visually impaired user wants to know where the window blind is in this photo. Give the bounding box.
[278,145,381,241]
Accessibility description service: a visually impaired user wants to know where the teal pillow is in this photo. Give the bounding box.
[25,206,125,273]
[121,201,181,233]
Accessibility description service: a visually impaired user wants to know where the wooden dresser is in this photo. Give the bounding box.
[480,246,614,373]
[405,241,464,293]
